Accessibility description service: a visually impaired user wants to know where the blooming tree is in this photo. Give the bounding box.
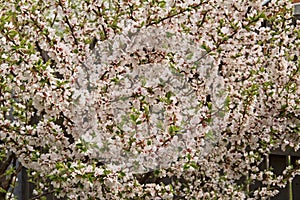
[0,0,299,199]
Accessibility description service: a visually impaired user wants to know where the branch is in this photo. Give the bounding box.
[7,163,22,200]
[145,3,203,27]
[0,152,15,175]
[35,41,50,63]
[29,190,56,200]
[64,15,79,46]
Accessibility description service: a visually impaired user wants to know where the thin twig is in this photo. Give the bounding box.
[30,190,56,200]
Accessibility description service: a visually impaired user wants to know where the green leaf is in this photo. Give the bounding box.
[5,166,15,176]
[165,91,172,99]
[205,130,215,141]
[183,163,190,170]
[0,187,7,193]
[168,125,181,135]
[166,32,175,38]
[190,161,198,169]
[158,1,166,8]
[187,153,191,160]
[118,171,126,178]
[130,114,138,122]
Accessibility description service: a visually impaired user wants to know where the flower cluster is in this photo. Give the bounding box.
[72,26,226,173]
[0,0,299,199]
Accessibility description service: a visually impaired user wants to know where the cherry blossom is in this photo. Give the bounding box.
[0,0,299,199]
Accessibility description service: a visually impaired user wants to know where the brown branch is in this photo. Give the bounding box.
[50,12,57,27]
[0,154,18,195]
[29,190,56,200]
[64,15,79,46]
[145,3,203,27]
[7,163,22,200]
[57,0,78,46]
[35,41,50,63]
[0,152,15,175]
